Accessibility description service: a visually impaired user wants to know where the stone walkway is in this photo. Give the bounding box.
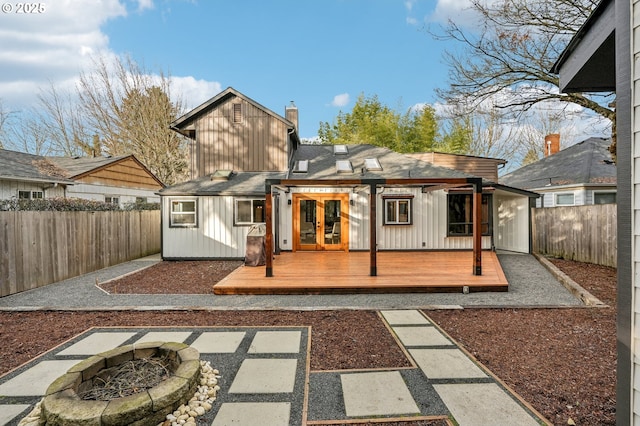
[0,310,548,426]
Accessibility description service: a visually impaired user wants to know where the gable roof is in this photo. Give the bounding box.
[499,137,616,190]
[0,149,75,185]
[170,87,298,137]
[0,149,164,188]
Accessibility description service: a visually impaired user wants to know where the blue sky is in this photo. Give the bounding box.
[0,0,470,140]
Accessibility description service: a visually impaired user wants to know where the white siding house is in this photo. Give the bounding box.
[550,0,631,421]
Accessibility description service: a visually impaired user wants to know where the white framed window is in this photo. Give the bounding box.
[555,193,575,206]
[383,196,413,225]
[593,191,616,204]
[235,198,265,225]
[18,191,44,199]
[170,199,197,228]
[105,196,119,205]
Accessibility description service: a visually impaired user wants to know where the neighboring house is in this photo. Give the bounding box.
[550,0,632,421]
[0,149,164,205]
[160,87,538,260]
[500,136,616,207]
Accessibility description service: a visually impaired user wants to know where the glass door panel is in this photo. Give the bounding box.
[299,199,317,246]
[323,200,341,245]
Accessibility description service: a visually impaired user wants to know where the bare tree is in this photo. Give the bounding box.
[433,0,615,154]
[36,82,92,156]
[75,55,189,184]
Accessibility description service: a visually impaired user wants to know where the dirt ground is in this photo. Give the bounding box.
[0,257,616,425]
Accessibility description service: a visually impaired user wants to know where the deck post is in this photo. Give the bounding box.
[472,178,482,275]
[369,182,377,276]
[265,181,274,277]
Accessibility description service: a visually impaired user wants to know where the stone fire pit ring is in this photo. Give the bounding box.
[41,341,201,426]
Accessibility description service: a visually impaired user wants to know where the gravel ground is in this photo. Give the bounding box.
[0,256,616,425]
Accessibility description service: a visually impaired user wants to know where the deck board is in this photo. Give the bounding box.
[214,251,509,295]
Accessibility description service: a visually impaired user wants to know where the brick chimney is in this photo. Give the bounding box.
[544,134,560,157]
[285,101,298,131]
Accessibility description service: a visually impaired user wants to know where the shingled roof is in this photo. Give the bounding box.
[499,137,616,190]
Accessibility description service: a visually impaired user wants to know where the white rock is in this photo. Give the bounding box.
[202,402,212,411]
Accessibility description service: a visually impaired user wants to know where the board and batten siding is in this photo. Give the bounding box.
[376,188,492,251]
[494,193,530,253]
[192,96,291,177]
[0,181,65,199]
[162,196,258,259]
[631,0,640,421]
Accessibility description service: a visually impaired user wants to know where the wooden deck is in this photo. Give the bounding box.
[214,251,509,295]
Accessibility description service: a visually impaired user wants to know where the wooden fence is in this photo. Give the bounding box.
[0,210,160,297]
[532,204,617,267]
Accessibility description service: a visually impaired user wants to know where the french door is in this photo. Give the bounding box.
[293,193,349,251]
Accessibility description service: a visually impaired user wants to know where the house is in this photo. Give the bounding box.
[500,136,616,207]
[0,149,164,205]
[160,87,538,262]
[549,0,632,421]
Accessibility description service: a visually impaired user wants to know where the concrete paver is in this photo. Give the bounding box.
[410,348,488,379]
[56,332,136,356]
[341,371,420,417]
[134,331,192,344]
[434,383,541,426]
[189,331,246,353]
[392,325,452,346]
[229,358,298,394]
[212,402,291,426]
[381,309,432,325]
[0,406,30,425]
[0,360,79,396]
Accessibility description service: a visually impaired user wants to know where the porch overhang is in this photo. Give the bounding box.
[264,177,484,278]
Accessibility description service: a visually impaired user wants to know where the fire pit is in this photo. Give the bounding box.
[41,341,201,426]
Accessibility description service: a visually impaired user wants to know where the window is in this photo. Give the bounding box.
[170,199,197,227]
[555,193,575,206]
[383,196,413,225]
[364,158,382,171]
[447,193,492,236]
[235,199,265,225]
[594,192,616,204]
[105,196,119,205]
[233,103,242,123]
[292,160,309,173]
[18,191,43,199]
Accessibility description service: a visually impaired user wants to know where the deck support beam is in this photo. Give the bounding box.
[265,182,273,277]
[472,178,482,275]
[369,182,377,276]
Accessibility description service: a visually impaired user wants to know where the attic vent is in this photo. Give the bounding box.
[334,145,348,155]
[364,158,382,171]
[211,170,233,180]
[336,160,353,173]
[233,103,242,123]
[292,160,309,173]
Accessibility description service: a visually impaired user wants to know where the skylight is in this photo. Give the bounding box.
[364,158,382,171]
[336,160,353,173]
[211,170,233,180]
[333,145,348,155]
[292,160,309,173]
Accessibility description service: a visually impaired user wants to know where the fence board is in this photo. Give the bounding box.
[532,204,617,267]
[0,210,160,297]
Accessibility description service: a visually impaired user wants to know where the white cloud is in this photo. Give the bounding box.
[0,0,128,109]
[331,93,350,107]
[169,76,222,109]
[429,0,486,28]
[136,0,154,12]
